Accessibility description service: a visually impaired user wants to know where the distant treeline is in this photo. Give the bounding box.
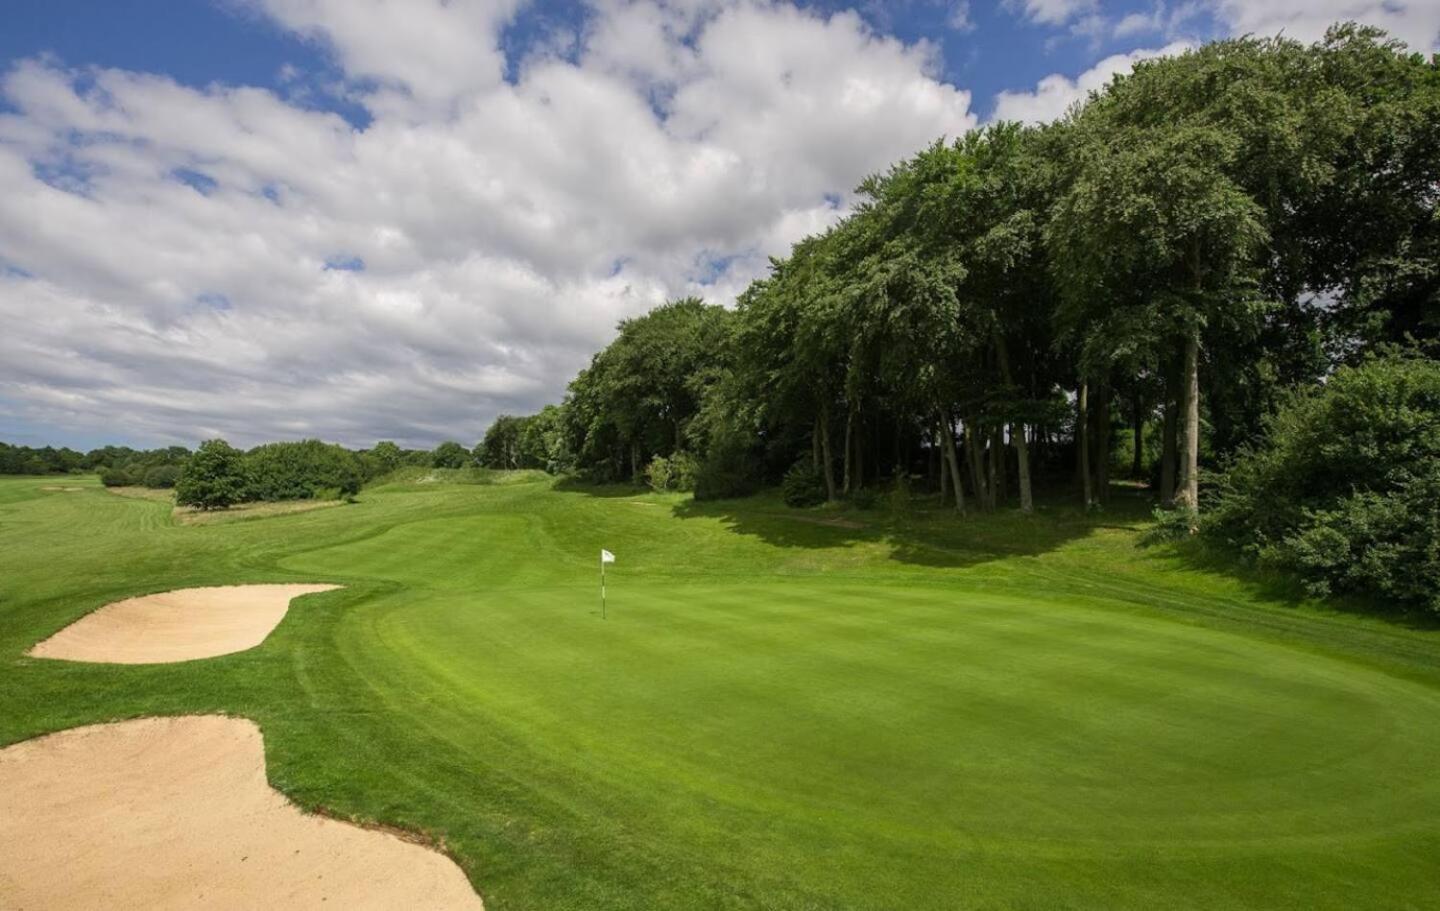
[0,442,191,487]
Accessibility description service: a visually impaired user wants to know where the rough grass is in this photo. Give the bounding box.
[106,485,345,524]
[4,473,1440,909]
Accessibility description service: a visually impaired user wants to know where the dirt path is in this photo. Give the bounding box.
[0,715,484,910]
[29,584,342,664]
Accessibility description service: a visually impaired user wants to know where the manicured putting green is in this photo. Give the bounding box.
[3,473,1440,909]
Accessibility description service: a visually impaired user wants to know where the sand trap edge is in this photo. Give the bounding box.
[27,583,346,665]
[0,713,484,910]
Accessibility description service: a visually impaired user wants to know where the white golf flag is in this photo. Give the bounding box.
[601,549,616,564]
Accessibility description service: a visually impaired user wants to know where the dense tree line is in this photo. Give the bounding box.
[174,438,452,509]
[0,441,191,488]
[489,26,1438,608]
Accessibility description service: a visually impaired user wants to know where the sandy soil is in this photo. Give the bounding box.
[29,584,343,664]
[0,715,483,910]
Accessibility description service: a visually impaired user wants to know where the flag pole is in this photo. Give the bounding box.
[601,553,607,620]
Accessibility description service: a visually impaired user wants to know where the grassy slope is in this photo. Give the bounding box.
[2,473,1439,909]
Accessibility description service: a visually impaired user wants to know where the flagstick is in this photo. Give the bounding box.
[601,555,607,620]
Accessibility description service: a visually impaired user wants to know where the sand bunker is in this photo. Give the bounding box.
[29,584,342,664]
[0,715,483,910]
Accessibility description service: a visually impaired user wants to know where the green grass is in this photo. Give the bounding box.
[3,472,1440,909]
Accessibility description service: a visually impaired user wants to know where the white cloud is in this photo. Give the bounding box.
[0,0,974,448]
[1004,0,1097,27]
[990,41,1191,124]
[947,1,976,33]
[1209,0,1440,51]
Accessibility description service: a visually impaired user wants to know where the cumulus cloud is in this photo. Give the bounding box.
[990,41,1192,124]
[1209,0,1440,51]
[0,0,974,447]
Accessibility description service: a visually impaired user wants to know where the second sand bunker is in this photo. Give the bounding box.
[28,584,343,664]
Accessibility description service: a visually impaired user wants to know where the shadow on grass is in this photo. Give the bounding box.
[551,476,649,498]
[668,482,1154,569]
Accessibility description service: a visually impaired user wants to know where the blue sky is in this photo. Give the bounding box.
[0,0,1222,122]
[0,1,1435,450]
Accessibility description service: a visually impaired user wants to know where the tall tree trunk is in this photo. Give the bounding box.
[820,403,837,501]
[1177,328,1201,519]
[842,404,854,495]
[1091,376,1110,506]
[855,411,864,490]
[812,416,821,471]
[630,442,639,482]
[938,433,948,497]
[1160,371,1178,507]
[939,416,966,514]
[990,425,1005,509]
[965,419,988,508]
[1079,381,1093,510]
[993,332,1033,512]
[1131,392,1145,479]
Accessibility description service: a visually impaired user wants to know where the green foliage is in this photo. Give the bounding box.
[99,467,133,488]
[1204,354,1440,611]
[565,298,734,478]
[431,441,471,469]
[644,451,699,493]
[848,487,881,510]
[693,434,758,501]
[781,463,826,508]
[141,464,180,489]
[175,439,247,510]
[1140,506,1199,546]
[243,439,363,501]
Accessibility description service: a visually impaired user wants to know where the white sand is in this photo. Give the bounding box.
[0,715,484,910]
[29,584,343,664]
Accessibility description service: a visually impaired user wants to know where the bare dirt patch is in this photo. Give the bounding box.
[29,584,343,664]
[39,485,87,492]
[0,715,483,910]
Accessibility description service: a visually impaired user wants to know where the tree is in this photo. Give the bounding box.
[176,439,247,510]
[431,441,470,469]
[1051,121,1269,520]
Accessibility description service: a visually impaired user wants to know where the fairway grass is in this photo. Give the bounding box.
[3,474,1440,909]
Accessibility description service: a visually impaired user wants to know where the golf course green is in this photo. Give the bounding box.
[3,471,1440,910]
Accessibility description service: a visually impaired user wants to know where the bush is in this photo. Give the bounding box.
[693,436,758,501]
[647,452,698,492]
[848,487,880,510]
[99,467,132,488]
[1202,354,1440,612]
[645,454,674,491]
[781,463,826,507]
[1140,506,1198,546]
[176,439,247,510]
[142,464,181,489]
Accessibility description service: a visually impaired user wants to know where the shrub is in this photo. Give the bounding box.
[693,436,757,501]
[176,439,247,510]
[142,464,181,489]
[99,467,132,488]
[848,488,880,510]
[645,454,674,491]
[1140,506,1198,546]
[781,463,826,507]
[1202,354,1440,612]
[645,452,699,492]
